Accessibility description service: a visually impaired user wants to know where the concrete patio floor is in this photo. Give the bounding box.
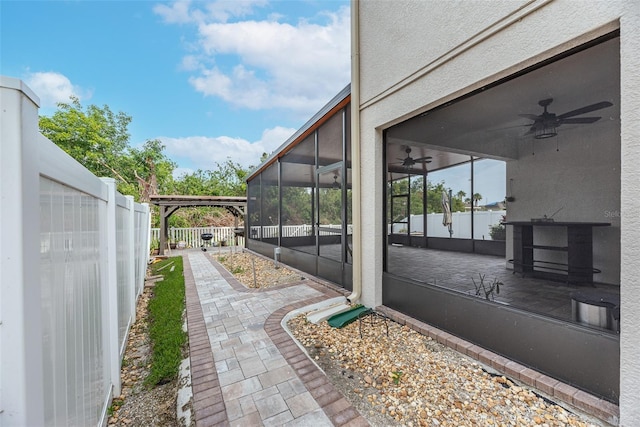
[386,244,620,326]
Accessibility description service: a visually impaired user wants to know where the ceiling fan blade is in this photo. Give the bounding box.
[487,123,533,132]
[560,117,601,124]
[557,101,612,119]
[518,114,540,120]
[413,156,433,163]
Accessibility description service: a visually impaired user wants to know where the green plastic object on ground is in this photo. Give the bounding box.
[327,305,371,328]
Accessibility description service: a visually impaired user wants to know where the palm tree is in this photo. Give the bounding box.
[473,193,483,207]
[456,190,466,201]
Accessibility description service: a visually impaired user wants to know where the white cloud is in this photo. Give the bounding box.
[154,1,350,176]
[180,55,201,71]
[259,126,296,154]
[156,2,350,117]
[153,0,194,24]
[154,0,267,25]
[203,0,268,23]
[158,125,295,173]
[25,71,91,108]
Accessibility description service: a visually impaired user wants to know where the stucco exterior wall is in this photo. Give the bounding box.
[355,0,639,424]
[619,5,640,426]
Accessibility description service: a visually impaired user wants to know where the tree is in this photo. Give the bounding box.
[426,180,448,214]
[39,97,176,202]
[172,160,250,197]
[40,96,132,183]
[208,159,249,196]
[127,139,176,202]
[172,170,215,195]
[281,186,313,225]
[473,193,483,207]
[451,195,465,212]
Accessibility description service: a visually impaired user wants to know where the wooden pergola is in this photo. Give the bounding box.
[149,195,247,255]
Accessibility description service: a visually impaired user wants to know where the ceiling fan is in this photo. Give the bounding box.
[519,98,613,139]
[392,147,432,169]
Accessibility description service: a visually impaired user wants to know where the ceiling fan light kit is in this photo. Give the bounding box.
[534,125,557,139]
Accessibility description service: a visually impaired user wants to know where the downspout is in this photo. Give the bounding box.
[348,0,362,303]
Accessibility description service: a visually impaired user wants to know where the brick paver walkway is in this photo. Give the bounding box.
[183,250,368,427]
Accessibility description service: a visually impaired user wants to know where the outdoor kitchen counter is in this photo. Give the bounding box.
[505,221,611,285]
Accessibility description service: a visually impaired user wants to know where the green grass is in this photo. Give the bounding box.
[145,257,187,387]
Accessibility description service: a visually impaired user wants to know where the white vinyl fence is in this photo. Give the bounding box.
[1,77,151,426]
[151,226,244,248]
[246,217,504,242]
[390,210,507,240]
[159,224,351,245]
[247,224,351,240]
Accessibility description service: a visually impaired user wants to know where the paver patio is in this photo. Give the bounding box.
[181,249,618,426]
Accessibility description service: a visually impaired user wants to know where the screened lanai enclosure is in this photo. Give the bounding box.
[382,33,621,401]
[246,85,353,289]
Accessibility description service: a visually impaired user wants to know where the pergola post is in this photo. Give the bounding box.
[159,205,179,255]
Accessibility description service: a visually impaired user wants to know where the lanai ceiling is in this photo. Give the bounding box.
[386,36,620,175]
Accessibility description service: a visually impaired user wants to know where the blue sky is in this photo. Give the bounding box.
[1,0,351,176]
